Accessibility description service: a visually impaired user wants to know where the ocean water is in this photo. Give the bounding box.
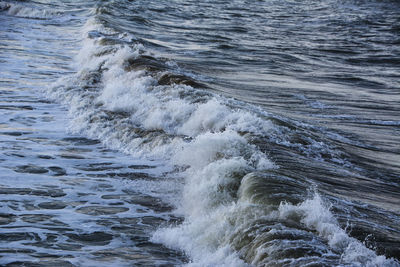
[0,0,399,266]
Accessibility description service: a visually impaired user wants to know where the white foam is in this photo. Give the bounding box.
[278,194,396,266]
[153,203,249,267]
[98,64,273,139]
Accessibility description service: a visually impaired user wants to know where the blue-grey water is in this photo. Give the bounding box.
[0,0,399,266]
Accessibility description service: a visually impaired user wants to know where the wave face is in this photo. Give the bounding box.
[2,0,400,266]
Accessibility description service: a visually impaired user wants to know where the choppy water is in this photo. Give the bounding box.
[0,0,399,266]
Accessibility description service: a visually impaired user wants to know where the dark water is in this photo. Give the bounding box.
[0,0,399,266]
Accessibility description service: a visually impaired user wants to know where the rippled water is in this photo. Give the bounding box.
[0,0,399,266]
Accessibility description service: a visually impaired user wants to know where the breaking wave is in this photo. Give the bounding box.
[45,16,398,267]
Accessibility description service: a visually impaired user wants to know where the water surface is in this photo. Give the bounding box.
[0,0,399,266]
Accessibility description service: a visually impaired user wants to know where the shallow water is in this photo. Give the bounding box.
[0,2,186,266]
[0,0,399,266]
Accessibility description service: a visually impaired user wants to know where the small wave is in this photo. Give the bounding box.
[313,114,400,126]
[1,2,60,19]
